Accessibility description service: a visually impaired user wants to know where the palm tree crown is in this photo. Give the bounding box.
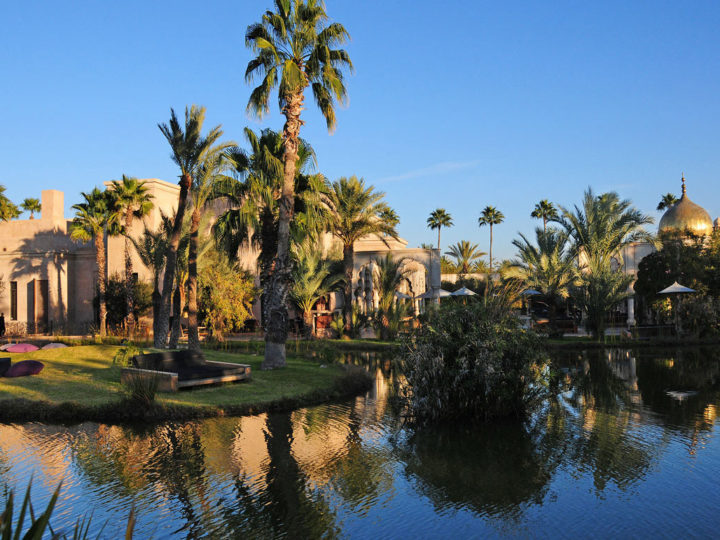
[478,205,505,272]
[21,198,41,219]
[0,186,20,221]
[558,188,653,271]
[531,199,558,231]
[507,228,577,300]
[445,240,486,275]
[657,193,678,211]
[245,0,353,131]
[426,208,453,251]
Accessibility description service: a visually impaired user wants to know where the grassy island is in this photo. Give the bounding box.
[0,345,372,424]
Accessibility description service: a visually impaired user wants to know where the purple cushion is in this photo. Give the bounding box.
[5,360,44,378]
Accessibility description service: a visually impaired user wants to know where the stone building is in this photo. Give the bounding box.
[0,178,440,335]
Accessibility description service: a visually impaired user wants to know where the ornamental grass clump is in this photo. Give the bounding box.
[401,295,550,425]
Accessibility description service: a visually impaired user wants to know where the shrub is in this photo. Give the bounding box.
[400,298,550,425]
[122,372,159,408]
[678,296,720,338]
[112,343,143,367]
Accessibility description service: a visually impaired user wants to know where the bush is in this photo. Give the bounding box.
[400,299,550,425]
[122,372,159,408]
[112,342,144,367]
[678,296,720,338]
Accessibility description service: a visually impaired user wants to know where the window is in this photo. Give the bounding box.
[10,281,17,320]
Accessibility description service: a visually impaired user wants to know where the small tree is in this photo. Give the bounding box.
[199,254,256,341]
[444,241,485,275]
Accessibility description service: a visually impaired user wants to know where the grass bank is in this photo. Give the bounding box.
[0,345,372,424]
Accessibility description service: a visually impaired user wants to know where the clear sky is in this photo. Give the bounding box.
[3,0,720,261]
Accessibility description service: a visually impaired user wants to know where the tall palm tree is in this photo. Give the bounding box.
[478,206,505,272]
[70,188,120,336]
[531,199,558,232]
[109,176,154,333]
[245,0,353,369]
[426,208,453,251]
[506,228,578,325]
[156,105,226,348]
[186,148,235,352]
[325,176,399,330]
[657,193,678,211]
[21,198,41,219]
[444,241,486,275]
[0,186,19,221]
[290,240,344,337]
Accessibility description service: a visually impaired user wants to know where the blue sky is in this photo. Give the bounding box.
[3,0,720,261]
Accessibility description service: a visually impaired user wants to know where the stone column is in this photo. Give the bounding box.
[627,296,635,326]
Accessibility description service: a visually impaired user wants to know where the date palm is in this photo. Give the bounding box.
[246,0,352,368]
[70,188,121,336]
[507,228,578,325]
[156,105,225,348]
[559,188,653,338]
[531,199,557,232]
[290,240,344,337]
[558,188,654,272]
[21,198,41,219]
[372,253,411,340]
[325,176,399,330]
[478,206,505,272]
[426,208,453,251]
[109,176,154,333]
[444,241,486,275]
[657,193,678,211]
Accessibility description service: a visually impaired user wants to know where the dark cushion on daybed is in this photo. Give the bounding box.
[0,357,10,377]
[131,351,243,382]
[5,360,44,378]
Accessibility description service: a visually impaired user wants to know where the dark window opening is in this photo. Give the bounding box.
[10,281,17,320]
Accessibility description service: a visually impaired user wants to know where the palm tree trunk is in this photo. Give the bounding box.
[303,311,313,339]
[262,91,304,370]
[342,243,354,332]
[95,231,107,337]
[155,173,191,348]
[437,227,441,251]
[543,216,547,232]
[169,284,182,348]
[187,208,201,353]
[124,211,135,335]
[489,224,494,273]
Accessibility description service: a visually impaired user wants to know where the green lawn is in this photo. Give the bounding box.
[0,345,354,410]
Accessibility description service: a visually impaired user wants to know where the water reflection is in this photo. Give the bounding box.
[1,347,720,537]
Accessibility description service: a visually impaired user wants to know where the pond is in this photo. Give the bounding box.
[2,347,720,538]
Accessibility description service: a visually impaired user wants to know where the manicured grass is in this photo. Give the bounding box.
[0,345,371,422]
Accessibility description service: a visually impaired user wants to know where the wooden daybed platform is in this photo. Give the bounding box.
[120,350,251,392]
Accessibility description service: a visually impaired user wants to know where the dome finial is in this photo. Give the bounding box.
[681,173,686,197]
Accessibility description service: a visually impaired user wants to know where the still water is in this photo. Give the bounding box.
[2,347,720,538]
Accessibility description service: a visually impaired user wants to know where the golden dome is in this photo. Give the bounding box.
[658,176,713,236]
